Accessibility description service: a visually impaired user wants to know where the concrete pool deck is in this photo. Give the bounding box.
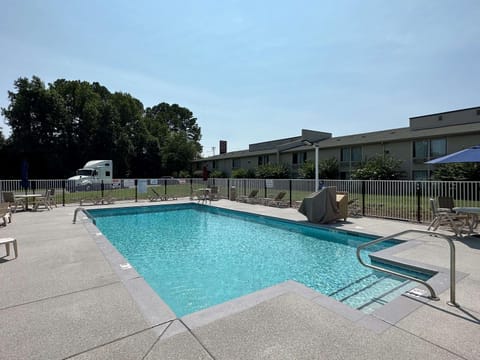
[0,199,478,359]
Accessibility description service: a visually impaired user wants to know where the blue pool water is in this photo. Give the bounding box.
[89,204,429,317]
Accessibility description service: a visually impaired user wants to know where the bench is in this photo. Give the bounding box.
[0,237,18,259]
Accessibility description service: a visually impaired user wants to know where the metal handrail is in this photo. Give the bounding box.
[356,229,458,307]
[72,207,94,224]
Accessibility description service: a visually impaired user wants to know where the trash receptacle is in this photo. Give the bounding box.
[229,186,236,201]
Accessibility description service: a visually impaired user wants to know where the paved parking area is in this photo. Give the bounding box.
[0,199,478,359]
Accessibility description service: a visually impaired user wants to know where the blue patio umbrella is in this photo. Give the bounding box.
[425,145,480,164]
[21,160,29,190]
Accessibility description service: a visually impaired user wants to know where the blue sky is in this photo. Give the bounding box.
[1,1,479,156]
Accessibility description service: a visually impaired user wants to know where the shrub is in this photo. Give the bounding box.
[298,158,339,179]
[232,168,255,178]
[255,164,290,179]
[351,154,404,180]
[209,170,227,178]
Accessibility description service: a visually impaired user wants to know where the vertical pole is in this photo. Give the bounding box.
[361,180,366,216]
[62,180,66,207]
[135,179,138,202]
[101,180,105,198]
[416,182,422,223]
[264,179,267,198]
[227,178,230,200]
[164,179,167,196]
[289,179,292,207]
[190,178,193,198]
[315,145,319,191]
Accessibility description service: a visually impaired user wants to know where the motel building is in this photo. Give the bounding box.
[195,106,480,180]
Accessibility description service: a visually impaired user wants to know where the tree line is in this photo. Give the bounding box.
[0,76,202,179]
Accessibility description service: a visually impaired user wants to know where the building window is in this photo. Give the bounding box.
[292,152,307,165]
[351,147,362,162]
[413,140,428,159]
[341,147,362,162]
[341,148,350,162]
[232,159,240,169]
[413,170,429,180]
[339,171,350,179]
[258,155,269,166]
[413,139,446,159]
[212,160,216,169]
[430,139,446,158]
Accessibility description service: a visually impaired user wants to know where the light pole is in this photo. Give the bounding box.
[304,141,320,191]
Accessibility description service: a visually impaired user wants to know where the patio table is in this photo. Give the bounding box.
[14,194,44,211]
[452,207,480,235]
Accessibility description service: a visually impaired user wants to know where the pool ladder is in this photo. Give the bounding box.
[72,207,95,224]
[356,229,458,307]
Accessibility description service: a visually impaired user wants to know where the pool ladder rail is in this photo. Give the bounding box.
[356,229,458,307]
[72,207,95,224]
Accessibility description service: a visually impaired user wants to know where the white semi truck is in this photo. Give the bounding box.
[67,160,114,191]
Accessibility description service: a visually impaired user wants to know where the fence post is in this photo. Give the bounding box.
[289,179,292,207]
[361,180,366,216]
[62,180,66,206]
[164,178,167,196]
[135,179,138,202]
[227,178,230,200]
[101,180,104,198]
[416,182,422,223]
[264,179,267,198]
[190,178,193,198]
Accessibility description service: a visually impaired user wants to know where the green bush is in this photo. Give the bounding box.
[351,154,404,180]
[298,158,339,179]
[209,170,227,178]
[255,164,290,179]
[178,170,191,178]
[432,163,480,180]
[232,168,255,178]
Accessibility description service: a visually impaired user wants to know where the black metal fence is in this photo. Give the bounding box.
[1,178,479,224]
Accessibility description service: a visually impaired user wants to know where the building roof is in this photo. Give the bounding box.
[196,109,480,161]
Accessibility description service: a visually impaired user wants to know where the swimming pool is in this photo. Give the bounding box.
[89,204,429,317]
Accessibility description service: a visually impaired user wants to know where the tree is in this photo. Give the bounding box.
[2,76,68,177]
[1,76,203,178]
[298,158,339,179]
[432,163,480,181]
[351,155,404,180]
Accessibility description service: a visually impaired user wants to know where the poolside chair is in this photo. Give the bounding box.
[149,188,165,202]
[2,192,25,213]
[427,198,466,237]
[209,186,219,201]
[263,191,287,207]
[48,188,58,208]
[237,189,259,203]
[437,196,455,212]
[33,189,52,211]
[0,202,12,225]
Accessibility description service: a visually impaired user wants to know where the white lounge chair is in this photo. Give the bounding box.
[33,190,52,211]
[428,198,467,237]
[238,189,259,203]
[2,192,25,213]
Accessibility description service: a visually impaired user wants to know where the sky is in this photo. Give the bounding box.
[1,1,479,157]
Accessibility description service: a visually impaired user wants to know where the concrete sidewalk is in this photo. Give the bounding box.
[0,199,478,359]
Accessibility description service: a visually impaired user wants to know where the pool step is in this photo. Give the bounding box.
[329,272,416,314]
